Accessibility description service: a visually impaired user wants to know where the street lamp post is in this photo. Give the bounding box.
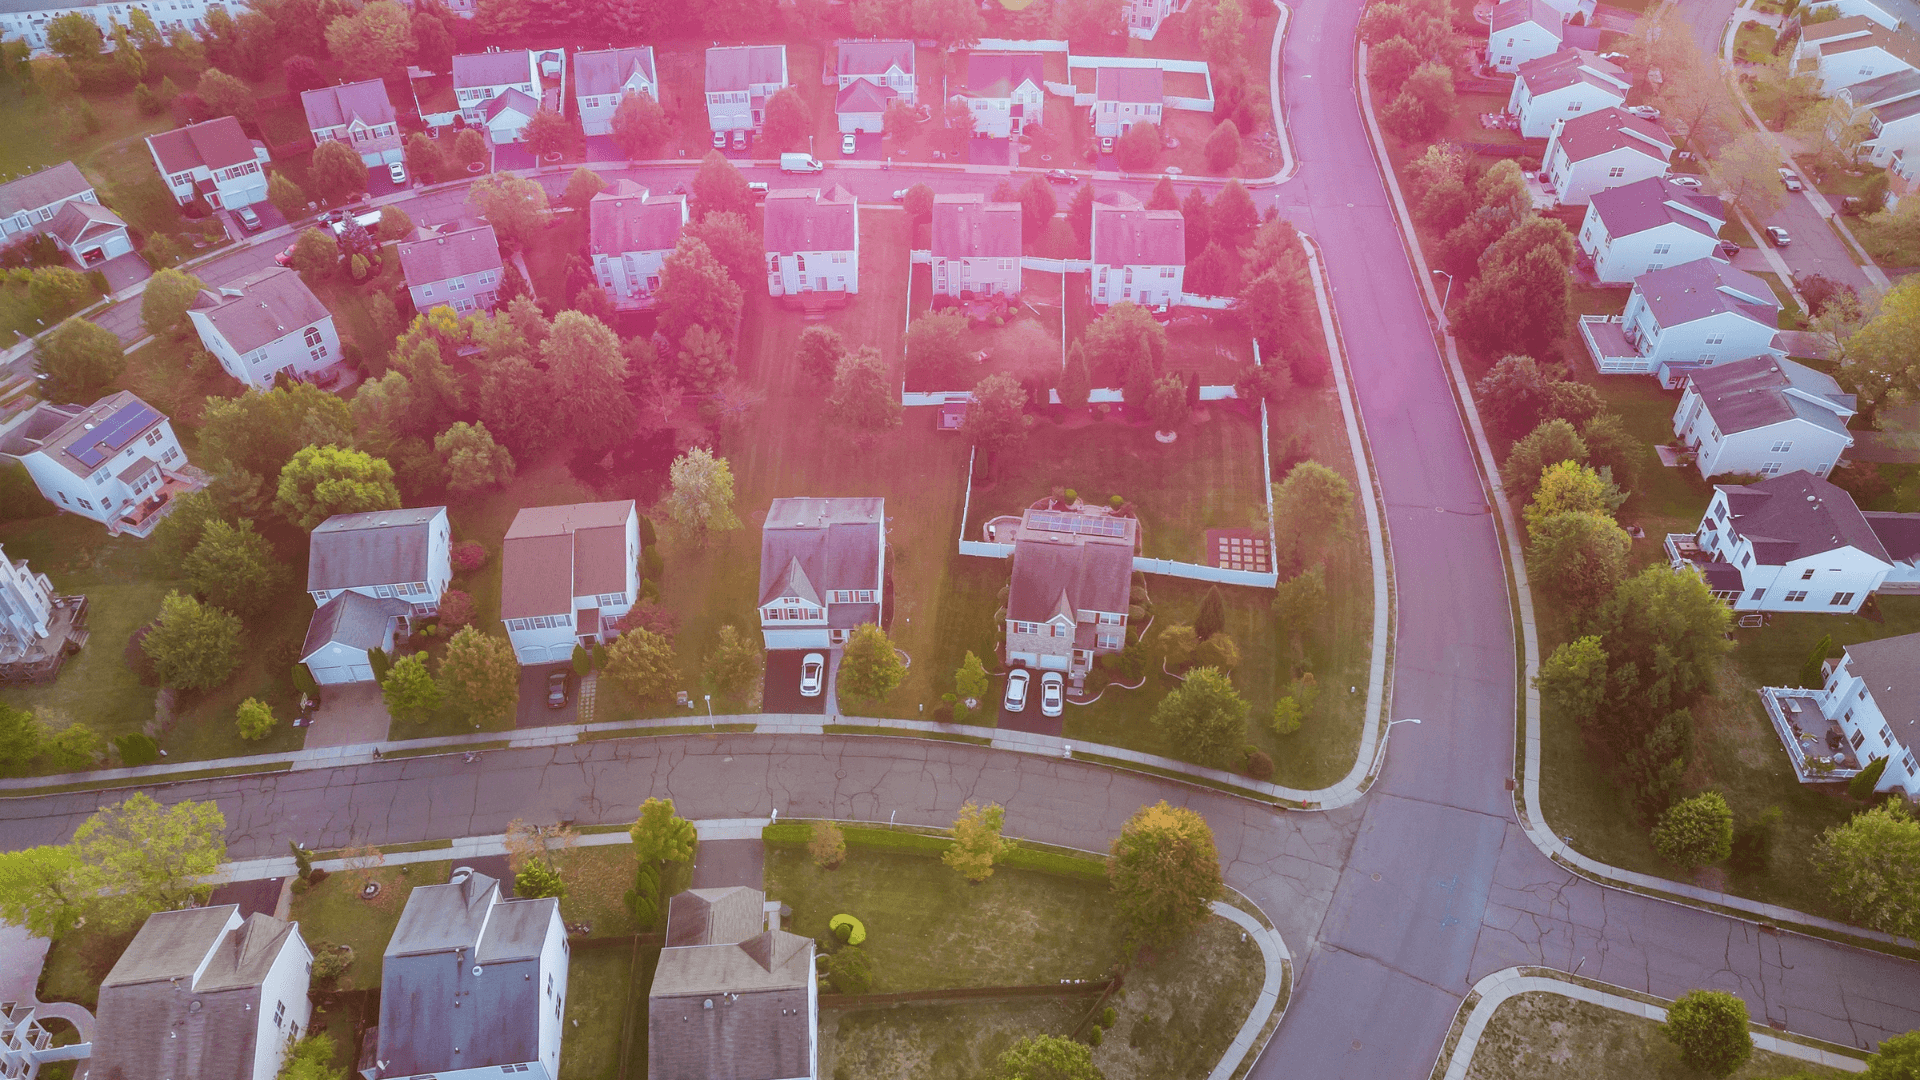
[1380,717,1423,771]
[704,693,713,730]
[1431,270,1453,311]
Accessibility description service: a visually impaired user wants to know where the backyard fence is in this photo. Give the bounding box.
[820,980,1115,1011]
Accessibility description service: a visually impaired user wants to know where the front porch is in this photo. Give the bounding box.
[1758,685,1863,784]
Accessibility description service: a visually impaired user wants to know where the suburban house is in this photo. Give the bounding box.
[961,52,1046,138]
[500,501,639,665]
[835,39,915,134]
[1666,470,1920,613]
[589,180,687,309]
[0,391,195,538]
[398,224,504,314]
[1808,0,1901,26]
[930,194,1022,299]
[574,46,657,137]
[482,89,540,144]
[1507,48,1630,138]
[1091,191,1184,308]
[1541,106,1676,205]
[0,161,102,247]
[1002,506,1136,679]
[1859,84,1920,167]
[362,867,570,1080]
[1577,176,1727,283]
[1579,257,1781,384]
[650,887,817,1080]
[706,44,788,137]
[0,544,86,685]
[1489,0,1566,74]
[410,65,460,130]
[1800,633,1920,796]
[145,116,270,210]
[756,496,885,651]
[301,79,403,168]
[299,590,411,686]
[47,199,131,267]
[93,906,313,1080]
[764,186,859,298]
[453,49,542,128]
[1125,0,1177,39]
[0,0,216,54]
[1090,66,1164,138]
[187,266,340,389]
[307,506,452,614]
[1793,16,1920,94]
[1672,356,1855,480]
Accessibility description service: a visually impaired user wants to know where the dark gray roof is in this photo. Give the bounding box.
[1866,512,1920,562]
[1590,176,1725,239]
[1637,257,1777,329]
[307,506,446,592]
[1007,515,1135,623]
[757,497,884,606]
[1874,92,1920,124]
[101,906,238,986]
[574,46,656,98]
[647,984,812,1080]
[1844,66,1920,107]
[300,590,410,659]
[387,871,502,957]
[0,161,90,219]
[666,887,767,947]
[1687,356,1853,437]
[1717,470,1891,565]
[1844,631,1920,737]
[452,50,536,89]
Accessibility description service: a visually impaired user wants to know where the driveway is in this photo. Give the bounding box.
[763,650,827,715]
[996,669,1062,737]
[691,839,765,890]
[302,682,389,748]
[516,663,578,728]
[208,876,284,918]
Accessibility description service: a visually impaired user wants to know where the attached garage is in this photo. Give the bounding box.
[50,200,133,267]
[301,590,413,685]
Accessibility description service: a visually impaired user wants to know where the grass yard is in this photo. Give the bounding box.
[524,213,590,309]
[309,245,408,365]
[556,944,635,1080]
[554,842,645,938]
[1461,991,1850,1080]
[822,1000,1088,1080]
[904,264,1068,392]
[1093,914,1266,1080]
[1853,212,1920,268]
[288,860,454,991]
[1734,24,1781,64]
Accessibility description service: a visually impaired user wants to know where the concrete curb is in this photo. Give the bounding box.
[1206,900,1292,1080]
[1431,967,1869,1079]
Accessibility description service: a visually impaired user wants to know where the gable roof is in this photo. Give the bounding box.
[1635,257,1777,329]
[301,79,397,132]
[399,224,502,287]
[757,497,883,606]
[147,116,256,175]
[648,931,813,1080]
[101,907,240,988]
[49,199,126,247]
[1007,510,1136,622]
[1866,512,1920,563]
[0,161,90,218]
[301,589,410,657]
[307,506,447,592]
[1094,65,1163,103]
[0,391,166,478]
[835,78,897,114]
[967,51,1046,97]
[1590,175,1726,239]
[666,887,768,947]
[1517,47,1629,96]
[574,46,657,98]
[1716,470,1891,565]
[1491,0,1565,33]
[1803,13,1878,43]
[590,180,687,255]
[1843,630,1920,736]
[1551,106,1674,163]
[453,49,535,89]
[191,266,332,355]
[706,44,787,92]
[763,185,858,253]
[1687,355,1855,438]
[932,193,1021,259]
[837,39,914,78]
[1840,66,1920,108]
[500,501,635,619]
[1092,191,1185,267]
[485,87,540,122]
[1819,23,1920,69]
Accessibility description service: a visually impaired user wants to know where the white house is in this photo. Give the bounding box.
[453,49,542,127]
[187,266,339,389]
[482,88,540,144]
[46,199,131,267]
[1125,0,1176,39]
[650,888,817,1080]
[1090,66,1164,138]
[1833,69,1920,165]
[706,44,788,137]
[1091,191,1184,308]
[302,79,403,167]
[0,545,53,666]
[0,161,101,247]
[764,185,859,298]
[1579,257,1782,384]
[1543,107,1676,205]
[960,52,1046,139]
[145,116,271,210]
[1673,355,1855,480]
[1508,49,1630,138]
[1578,176,1727,283]
[398,224,504,315]
[1004,506,1135,676]
[93,906,312,1080]
[757,496,885,651]
[299,591,411,686]
[931,194,1022,299]
[501,501,639,664]
[1812,633,1920,796]
[590,180,686,310]
[0,391,194,538]
[0,0,215,54]
[574,47,657,137]
[1489,0,1567,74]
[1794,17,1920,95]
[307,506,452,614]
[367,868,570,1080]
[835,39,914,134]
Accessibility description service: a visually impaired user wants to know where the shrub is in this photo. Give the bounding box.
[1662,989,1753,1077]
[235,698,277,741]
[829,913,867,944]
[1850,756,1889,800]
[1101,1006,1116,1027]
[827,945,873,994]
[113,732,159,766]
[1088,1026,1104,1046]
[810,820,846,869]
[1245,748,1273,780]
[1651,791,1734,869]
[450,541,488,572]
[307,867,329,886]
[438,589,476,630]
[309,942,350,984]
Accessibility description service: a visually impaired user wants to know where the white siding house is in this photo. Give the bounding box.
[0,391,195,538]
[302,79,403,167]
[1542,107,1675,205]
[1489,0,1566,74]
[961,52,1046,138]
[47,199,132,266]
[1814,634,1920,797]
[0,0,215,54]
[590,181,686,310]
[1579,257,1782,384]
[574,47,657,137]
[1578,176,1727,283]
[1793,16,1920,95]
[1672,471,1905,614]
[307,506,452,614]
[482,88,540,144]
[757,497,885,651]
[0,161,98,245]
[650,888,817,1080]
[398,224,504,314]
[835,39,914,134]
[145,116,271,210]
[453,49,542,127]
[1090,66,1164,138]
[706,44,788,136]
[931,194,1022,298]
[1091,191,1184,308]
[0,545,53,665]
[188,266,340,389]
[501,501,639,665]
[1004,507,1135,676]
[1672,356,1856,480]
[764,185,859,297]
[1507,49,1630,139]
[1125,0,1176,39]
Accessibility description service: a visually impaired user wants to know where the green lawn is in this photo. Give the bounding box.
[824,1000,1087,1080]
[1734,24,1780,64]
[557,944,634,1080]
[309,244,407,367]
[524,213,589,309]
[288,860,454,991]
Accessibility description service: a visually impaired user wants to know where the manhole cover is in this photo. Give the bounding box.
[1371,872,1381,881]
[1352,1040,1363,1051]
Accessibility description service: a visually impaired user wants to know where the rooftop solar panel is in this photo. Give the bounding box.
[1028,510,1127,537]
[71,403,160,469]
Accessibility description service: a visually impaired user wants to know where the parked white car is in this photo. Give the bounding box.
[800,652,825,697]
[1040,671,1063,717]
[1004,669,1030,713]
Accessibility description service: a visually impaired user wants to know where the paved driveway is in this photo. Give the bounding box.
[691,839,765,890]
[302,682,389,749]
[763,650,827,715]
[516,663,578,728]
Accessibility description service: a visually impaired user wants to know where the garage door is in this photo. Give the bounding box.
[310,663,372,685]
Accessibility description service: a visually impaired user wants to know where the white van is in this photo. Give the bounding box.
[780,153,824,173]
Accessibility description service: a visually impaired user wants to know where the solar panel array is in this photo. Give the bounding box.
[1028,509,1128,538]
[70,402,160,469]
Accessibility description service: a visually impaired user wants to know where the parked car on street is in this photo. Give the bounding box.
[891,188,909,201]
[1045,169,1074,183]
[1766,225,1792,246]
[234,205,262,232]
[1667,175,1703,190]
[274,241,299,266]
[800,652,825,698]
[1041,671,1063,717]
[1004,668,1030,713]
[1778,168,1803,191]
[546,671,568,709]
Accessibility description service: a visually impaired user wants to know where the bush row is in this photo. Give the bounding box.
[762,821,1105,880]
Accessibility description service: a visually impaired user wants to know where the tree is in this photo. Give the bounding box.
[761,87,813,152]
[267,171,310,220]
[826,345,901,432]
[184,518,284,617]
[1192,585,1227,641]
[1842,274,1920,410]
[655,234,743,348]
[1814,802,1920,937]
[1272,461,1353,570]
[1145,373,1188,432]
[1081,301,1166,401]
[691,151,751,221]
[439,626,519,727]
[706,624,761,696]
[453,128,488,169]
[1501,418,1587,499]
[288,227,339,279]
[308,139,370,204]
[630,796,698,864]
[944,800,1009,882]
[1714,132,1787,221]
[1455,219,1577,356]
[380,653,442,724]
[686,211,761,289]
[1474,354,1562,438]
[1202,0,1246,64]
[235,697,277,740]
[70,793,226,930]
[1202,118,1242,174]
[435,421,515,493]
[901,183,936,225]
[797,325,846,381]
[1662,989,1753,1078]
[674,322,734,392]
[1528,510,1630,613]
[44,12,103,62]
[275,444,400,528]
[324,0,412,78]
[905,310,976,386]
[0,845,87,939]
[196,67,254,122]
[36,317,123,404]
[1147,175,1179,211]
[142,591,241,690]
[141,268,206,338]
[539,311,636,452]
[1107,800,1222,949]
[1151,666,1247,766]
[0,704,41,776]
[962,372,1034,464]
[469,174,552,248]
[1866,1031,1920,1080]
[605,627,677,700]
[1524,460,1625,537]
[996,1035,1104,1080]
[609,92,672,159]
[662,447,742,538]
[810,820,846,869]
[511,110,565,163]
[42,723,102,771]
[1652,791,1734,869]
[1272,564,1327,651]
[1115,120,1161,172]
[1382,63,1453,141]
[560,167,607,215]
[1058,0,1126,45]
[1536,635,1608,723]
[954,650,990,716]
[1367,35,1422,94]
[1586,567,1734,764]
[1060,341,1092,410]
[514,860,566,900]
[1210,180,1259,250]
[1019,175,1057,241]
[838,623,904,702]
[1068,183,1096,246]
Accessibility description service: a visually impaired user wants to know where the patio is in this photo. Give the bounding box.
[0,594,88,685]
[1664,533,1744,602]
[1758,685,1863,784]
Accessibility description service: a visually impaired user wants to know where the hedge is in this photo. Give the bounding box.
[762,821,1106,880]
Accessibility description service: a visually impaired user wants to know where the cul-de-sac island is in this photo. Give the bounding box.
[4,0,1920,1075]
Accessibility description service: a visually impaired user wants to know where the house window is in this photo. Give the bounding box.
[1760,462,1783,476]
[1852,729,1867,749]
[1713,502,1726,522]
[79,499,92,510]
[1769,440,1793,453]
[1904,749,1917,775]
[1750,588,1764,600]
[857,590,874,603]
[451,278,468,291]
[1607,166,1625,177]
[1096,632,1122,650]
[478,270,497,285]
[273,1001,285,1028]
[1785,590,1808,602]
[1704,335,1724,345]
[1568,101,1583,111]
[146,428,163,446]
[1882,725,1896,746]
[305,325,328,362]
[1740,551,1752,567]
[162,447,180,464]
[1652,244,1671,255]
[1832,592,1857,606]
[1097,612,1123,625]
[598,592,625,606]
[1801,569,1816,580]
[422,284,434,297]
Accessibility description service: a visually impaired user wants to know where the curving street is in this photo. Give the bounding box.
[4,0,1920,1074]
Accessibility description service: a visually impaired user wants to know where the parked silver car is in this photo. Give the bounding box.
[1004,669,1030,713]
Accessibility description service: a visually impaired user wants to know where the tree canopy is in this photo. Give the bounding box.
[662,447,742,538]
[439,626,519,726]
[142,590,242,690]
[1107,801,1222,949]
[630,796,698,864]
[838,623,905,702]
[37,317,124,404]
[275,444,401,529]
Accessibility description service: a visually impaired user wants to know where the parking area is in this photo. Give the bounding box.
[516,662,579,728]
[763,649,828,715]
[692,839,766,890]
[225,201,288,239]
[995,668,1064,737]
[302,681,390,748]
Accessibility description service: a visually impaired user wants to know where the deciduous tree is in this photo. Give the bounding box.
[838,623,904,702]
[0,845,87,938]
[611,91,672,159]
[1082,301,1166,401]
[1662,990,1753,1078]
[468,173,552,247]
[1115,120,1161,172]
[704,624,760,696]
[662,447,741,538]
[1455,217,1576,356]
[944,801,1009,882]
[761,87,812,152]
[184,518,284,617]
[70,793,226,930]
[562,166,607,213]
[1814,802,1920,938]
[539,311,636,452]
[1652,791,1734,869]
[1843,274,1920,409]
[1523,460,1625,538]
[905,310,974,385]
[381,652,442,724]
[797,325,845,381]
[235,697,277,741]
[1204,118,1242,173]
[439,626,519,727]
[36,317,124,404]
[1019,175,1057,241]
[827,345,901,432]
[196,67,254,122]
[523,109,572,161]
[630,796,698,865]
[1501,418,1587,499]
[324,0,411,78]
[685,211,761,288]
[1151,666,1247,766]
[44,12,102,62]
[655,234,743,347]
[1865,1031,1920,1080]
[1210,180,1259,249]
[435,421,516,492]
[289,227,339,277]
[961,371,1034,467]
[1271,460,1353,569]
[309,140,371,205]
[995,1035,1104,1080]
[140,267,205,338]
[142,591,242,690]
[275,444,401,528]
[1107,800,1222,948]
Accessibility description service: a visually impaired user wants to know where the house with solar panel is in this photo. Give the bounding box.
[187,266,341,389]
[757,497,885,651]
[1001,505,1137,678]
[0,390,196,538]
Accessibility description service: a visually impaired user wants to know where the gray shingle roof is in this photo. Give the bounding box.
[500,501,635,619]
[0,161,90,219]
[706,45,786,92]
[307,506,446,592]
[589,180,686,256]
[837,39,914,78]
[1866,512,1920,563]
[453,50,535,89]
[1009,538,1134,622]
[1590,176,1725,239]
[301,590,410,658]
[1491,0,1564,33]
[192,266,332,355]
[1842,66,1920,107]
[101,907,239,987]
[574,46,656,98]
[1550,106,1673,163]
[1094,66,1163,104]
[650,890,813,1080]
[1516,47,1628,96]
[49,199,125,247]
[1717,470,1891,565]
[757,497,883,606]
[1687,355,1853,437]
[967,52,1045,97]
[147,117,256,175]
[1636,257,1777,329]
[932,194,1021,260]
[1844,630,1920,739]
[763,186,857,254]
[300,79,397,131]
[399,224,502,288]
[666,887,767,947]
[1093,191,1184,267]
